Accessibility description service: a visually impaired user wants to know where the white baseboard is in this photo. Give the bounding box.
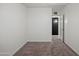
[0,41,28,56]
[12,41,28,56]
[0,52,11,56]
[28,40,51,42]
[65,41,79,55]
[0,41,27,56]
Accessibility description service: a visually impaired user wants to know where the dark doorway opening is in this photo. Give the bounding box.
[52,17,58,35]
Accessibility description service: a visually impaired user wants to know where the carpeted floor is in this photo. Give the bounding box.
[14,39,78,56]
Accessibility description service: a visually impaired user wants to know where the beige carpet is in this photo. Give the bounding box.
[14,39,78,56]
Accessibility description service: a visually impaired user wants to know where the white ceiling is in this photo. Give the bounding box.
[23,3,68,14]
[23,3,67,8]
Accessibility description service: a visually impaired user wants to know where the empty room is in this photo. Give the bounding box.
[0,3,79,56]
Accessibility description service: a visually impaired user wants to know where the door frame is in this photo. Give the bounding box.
[52,16,61,39]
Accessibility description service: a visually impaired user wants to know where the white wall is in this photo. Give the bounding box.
[0,3,65,56]
[64,4,79,55]
[27,8,52,42]
[0,4,28,55]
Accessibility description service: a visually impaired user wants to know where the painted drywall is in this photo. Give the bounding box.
[0,4,28,55]
[64,4,79,55]
[27,8,52,42]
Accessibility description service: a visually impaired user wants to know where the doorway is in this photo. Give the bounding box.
[52,16,64,41]
[52,17,58,35]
